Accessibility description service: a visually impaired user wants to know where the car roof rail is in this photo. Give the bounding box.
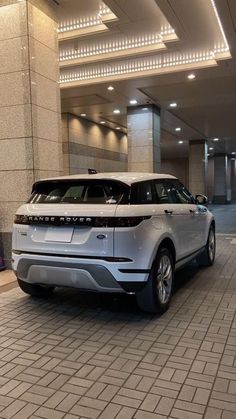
[88,168,98,174]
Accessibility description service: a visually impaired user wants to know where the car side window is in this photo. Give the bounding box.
[131,181,155,204]
[154,180,175,204]
[169,180,195,204]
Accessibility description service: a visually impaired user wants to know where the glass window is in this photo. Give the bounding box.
[154,181,174,204]
[169,180,195,204]
[131,181,155,204]
[29,180,129,205]
[63,185,84,201]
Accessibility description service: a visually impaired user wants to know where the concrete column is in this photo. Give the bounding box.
[231,158,236,202]
[189,140,208,196]
[0,0,62,266]
[226,156,232,202]
[127,105,161,172]
[62,113,70,175]
[213,155,231,204]
[207,156,215,202]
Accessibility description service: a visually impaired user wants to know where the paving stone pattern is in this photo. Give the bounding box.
[0,234,236,418]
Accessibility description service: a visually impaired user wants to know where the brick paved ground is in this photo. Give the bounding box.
[0,232,235,417]
[0,271,17,294]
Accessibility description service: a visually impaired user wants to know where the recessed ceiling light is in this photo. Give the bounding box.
[113,109,120,114]
[213,138,219,141]
[129,99,138,105]
[116,127,121,130]
[100,121,106,124]
[107,85,114,91]
[142,107,148,111]
[175,127,181,132]
[170,102,177,108]
[209,147,214,150]
[178,140,183,144]
[232,152,236,155]
[188,73,196,80]
[80,113,86,117]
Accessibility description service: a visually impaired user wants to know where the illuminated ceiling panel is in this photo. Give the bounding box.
[58,0,231,87]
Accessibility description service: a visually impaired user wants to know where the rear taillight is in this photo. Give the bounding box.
[14,215,29,225]
[93,216,151,227]
[14,215,151,227]
[115,216,151,227]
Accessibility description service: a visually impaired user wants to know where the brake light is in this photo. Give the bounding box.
[14,214,151,227]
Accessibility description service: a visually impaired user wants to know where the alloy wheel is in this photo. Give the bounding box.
[208,229,215,262]
[156,255,173,304]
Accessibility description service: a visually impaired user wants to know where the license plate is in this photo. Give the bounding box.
[45,227,74,242]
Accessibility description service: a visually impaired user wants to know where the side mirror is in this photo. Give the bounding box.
[195,194,208,206]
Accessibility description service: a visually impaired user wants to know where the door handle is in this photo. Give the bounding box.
[164,210,173,215]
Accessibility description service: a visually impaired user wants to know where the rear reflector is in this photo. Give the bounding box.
[12,250,132,262]
[14,214,151,227]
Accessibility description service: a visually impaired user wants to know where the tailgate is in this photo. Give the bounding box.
[14,203,117,258]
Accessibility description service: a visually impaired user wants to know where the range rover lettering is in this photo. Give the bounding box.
[12,172,216,313]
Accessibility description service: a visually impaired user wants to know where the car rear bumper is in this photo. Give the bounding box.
[12,252,149,293]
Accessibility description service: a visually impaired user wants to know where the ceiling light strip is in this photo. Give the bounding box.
[58,17,102,33]
[160,25,176,36]
[58,3,115,33]
[99,3,112,16]
[210,0,230,52]
[60,51,215,83]
[59,33,164,61]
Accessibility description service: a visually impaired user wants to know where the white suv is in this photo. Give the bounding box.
[12,172,215,313]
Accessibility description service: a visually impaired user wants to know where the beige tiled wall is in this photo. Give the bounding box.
[62,113,128,174]
[161,158,189,187]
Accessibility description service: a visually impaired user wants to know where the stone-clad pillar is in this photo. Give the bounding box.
[213,154,231,203]
[127,105,161,172]
[231,158,236,201]
[0,0,62,266]
[189,140,208,196]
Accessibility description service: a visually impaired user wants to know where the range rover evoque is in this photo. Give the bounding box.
[12,172,216,313]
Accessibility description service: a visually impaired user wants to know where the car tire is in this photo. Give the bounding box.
[17,278,54,298]
[136,248,174,314]
[196,224,216,267]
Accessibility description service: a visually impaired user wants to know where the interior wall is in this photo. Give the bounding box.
[161,158,189,187]
[62,113,128,174]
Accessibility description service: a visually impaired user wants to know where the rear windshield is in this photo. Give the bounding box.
[29,180,129,205]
